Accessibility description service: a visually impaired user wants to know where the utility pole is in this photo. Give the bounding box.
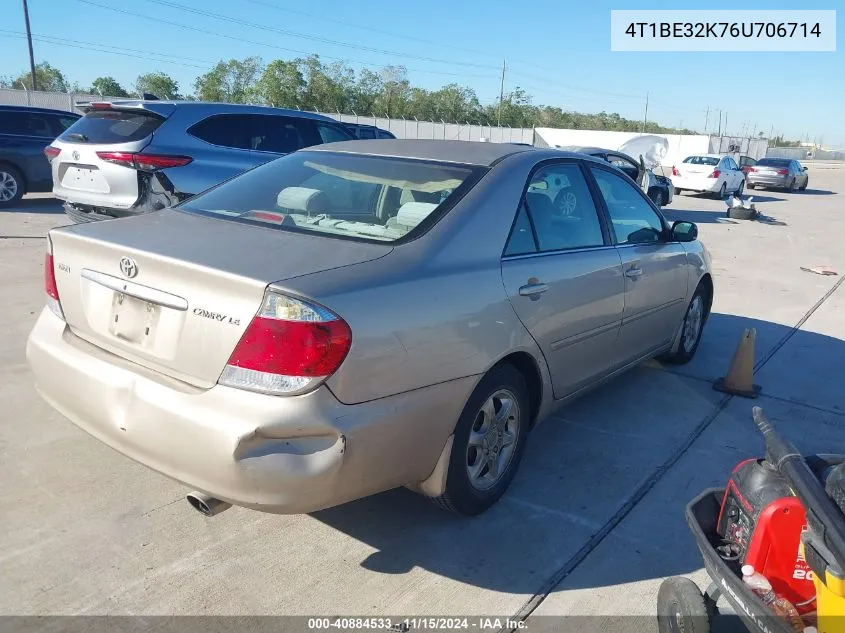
[724,113,728,137]
[717,110,722,137]
[642,92,649,133]
[496,59,506,128]
[22,0,38,91]
[704,106,710,134]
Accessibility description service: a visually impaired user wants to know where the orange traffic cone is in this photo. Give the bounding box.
[713,328,761,398]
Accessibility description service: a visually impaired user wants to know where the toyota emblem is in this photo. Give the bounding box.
[72,151,80,161]
[119,256,138,278]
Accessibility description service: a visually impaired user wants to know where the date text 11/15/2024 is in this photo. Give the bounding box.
[307,617,528,631]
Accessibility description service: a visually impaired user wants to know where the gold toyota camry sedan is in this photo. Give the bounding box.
[27,140,713,517]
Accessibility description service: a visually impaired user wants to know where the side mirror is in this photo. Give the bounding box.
[672,220,698,242]
[803,166,808,172]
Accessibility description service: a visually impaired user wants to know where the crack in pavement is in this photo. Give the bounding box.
[501,276,845,631]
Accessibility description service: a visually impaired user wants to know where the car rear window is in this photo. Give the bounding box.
[59,109,163,144]
[179,151,484,243]
[683,156,719,166]
[756,158,790,167]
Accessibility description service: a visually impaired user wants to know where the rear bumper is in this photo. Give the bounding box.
[26,308,475,513]
[746,174,791,187]
[670,176,721,193]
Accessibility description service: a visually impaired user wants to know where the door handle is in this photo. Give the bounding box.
[519,282,549,297]
[625,266,643,279]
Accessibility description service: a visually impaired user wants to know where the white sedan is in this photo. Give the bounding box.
[671,154,745,198]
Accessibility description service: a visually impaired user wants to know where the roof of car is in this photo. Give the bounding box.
[686,153,725,158]
[0,104,80,116]
[76,100,338,121]
[306,139,535,166]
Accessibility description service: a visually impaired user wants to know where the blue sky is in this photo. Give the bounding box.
[2,0,842,146]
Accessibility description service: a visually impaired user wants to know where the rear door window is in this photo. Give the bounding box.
[187,114,252,149]
[316,122,353,144]
[249,115,319,153]
[60,110,163,144]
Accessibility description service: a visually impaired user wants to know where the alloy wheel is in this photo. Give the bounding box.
[0,171,18,203]
[683,295,704,354]
[465,389,520,491]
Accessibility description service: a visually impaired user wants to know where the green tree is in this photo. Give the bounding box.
[193,57,263,103]
[374,66,410,118]
[1,62,69,91]
[90,76,128,97]
[135,72,180,99]
[252,59,305,108]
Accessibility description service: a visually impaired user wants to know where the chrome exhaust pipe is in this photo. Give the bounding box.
[186,491,232,517]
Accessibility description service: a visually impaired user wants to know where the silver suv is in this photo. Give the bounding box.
[46,101,354,222]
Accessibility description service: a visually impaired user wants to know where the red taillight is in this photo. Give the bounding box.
[708,169,721,179]
[219,292,352,395]
[44,145,60,161]
[672,166,680,176]
[134,154,193,170]
[747,167,757,173]
[777,169,788,175]
[96,151,192,171]
[89,102,112,110]
[44,244,64,319]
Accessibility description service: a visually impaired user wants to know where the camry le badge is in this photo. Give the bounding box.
[119,256,138,278]
[72,151,80,161]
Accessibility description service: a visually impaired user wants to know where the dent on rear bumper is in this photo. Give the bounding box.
[26,308,476,513]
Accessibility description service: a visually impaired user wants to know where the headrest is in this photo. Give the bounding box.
[276,187,328,214]
[395,201,438,228]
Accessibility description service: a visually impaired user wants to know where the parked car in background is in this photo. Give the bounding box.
[46,101,355,223]
[343,123,396,139]
[738,155,757,175]
[28,140,712,518]
[671,154,745,198]
[745,158,808,192]
[561,146,673,207]
[0,105,80,206]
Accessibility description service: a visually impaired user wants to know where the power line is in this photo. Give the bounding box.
[73,0,499,80]
[139,0,501,71]
[244,0,500,62]
[0,33,210,70]
[0,30,217,66]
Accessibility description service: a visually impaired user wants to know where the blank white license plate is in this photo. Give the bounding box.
[109,293,159,343]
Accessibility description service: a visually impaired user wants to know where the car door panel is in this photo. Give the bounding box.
[500,161,625,399]
[589,165,689,362]
[502,249,625,398]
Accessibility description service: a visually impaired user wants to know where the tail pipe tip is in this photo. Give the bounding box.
[186,492,232,517]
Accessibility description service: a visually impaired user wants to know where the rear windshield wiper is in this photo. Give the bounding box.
[64,132,89,142]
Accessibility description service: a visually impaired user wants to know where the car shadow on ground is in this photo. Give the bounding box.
[797,189,836,196]
[309,313,843,599]
[663,207,787,227]
[739,193,785,203]
[1,197,64,214]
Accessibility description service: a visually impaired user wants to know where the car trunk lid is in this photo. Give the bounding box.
[678,163,718,177]
[49,210,392,388]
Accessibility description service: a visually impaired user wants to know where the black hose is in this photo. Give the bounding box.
[752,406,845,570]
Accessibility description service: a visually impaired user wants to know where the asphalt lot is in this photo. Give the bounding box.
[1,164,843,630]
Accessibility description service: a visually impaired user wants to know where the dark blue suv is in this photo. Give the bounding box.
[0,105,80,206]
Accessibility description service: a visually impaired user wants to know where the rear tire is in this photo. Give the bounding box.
[714,182,726,199]
[661,282,708,365]
[787,178,797,192]
[657,577,712,633]
[735,180,745,197]
[674,187,682,196]
[0,164,25,207]
[747,182,756,190]
[432,364,530,516]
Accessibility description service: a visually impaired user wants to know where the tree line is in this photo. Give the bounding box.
[4,57,702,134]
